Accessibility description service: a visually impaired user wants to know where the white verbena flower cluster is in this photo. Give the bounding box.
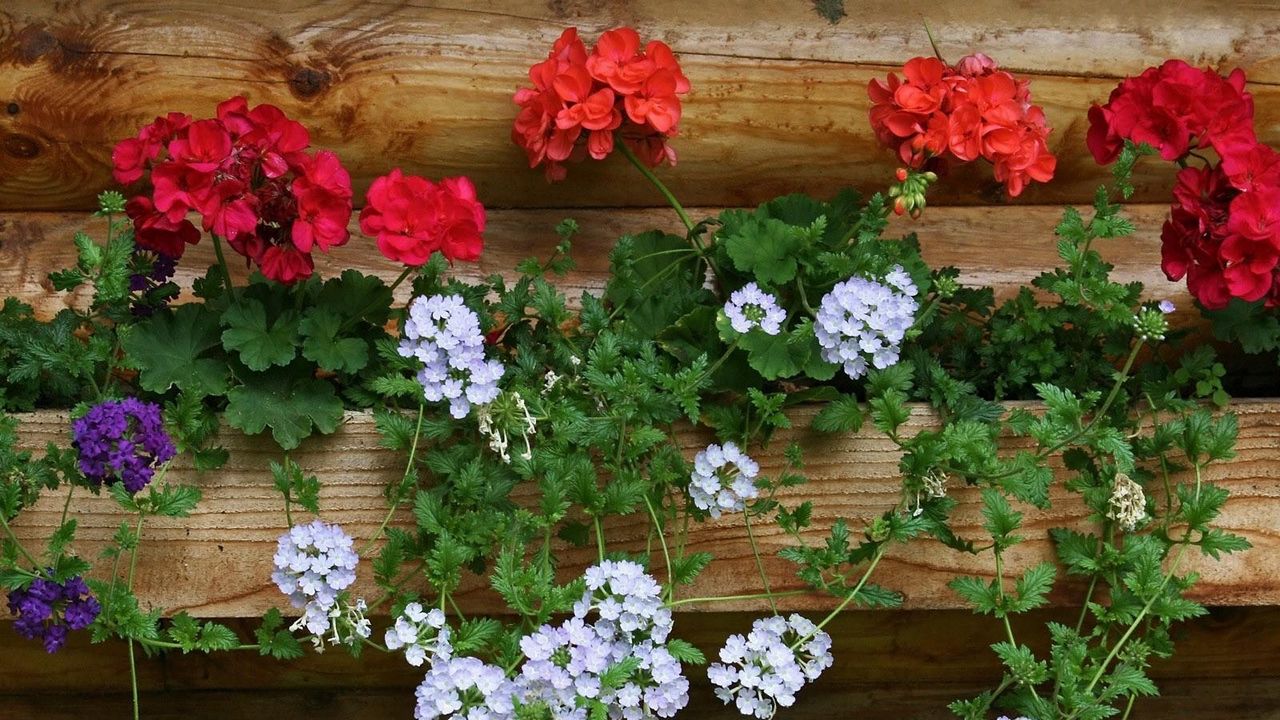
[386,602,453,667]
[689,442,760,519]
[725,282,787,336]
[707,614,834,719]
[415,655,514,720]
[814,266,919,380]
[272,520,360,637]
[400,294,505,419]
[513,560,688,720]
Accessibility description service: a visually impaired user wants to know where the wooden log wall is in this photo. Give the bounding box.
[4,1,1280,717]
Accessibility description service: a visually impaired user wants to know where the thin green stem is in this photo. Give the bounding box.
[617,141,693,231]
[793,544,888,650]
[60,485,76,528]
[594,516,606,563]
[0,511,42,571]
[360,404,425,557]
[1079,542,1192,700]
[210,234,239,305]
[668,589,810,608]
[128,638,141,720]
[743,510,777,615]
[642,495,675,603]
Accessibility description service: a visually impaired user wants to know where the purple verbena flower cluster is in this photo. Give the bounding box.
[707,614,834,718]
[725,282,786,336]
[689,442,760,519]
[414,655,514,720]
[813,265,919,380]
[271,520,360,636]
[386,602,453,667]
[71,397,176,494]
[513,560,688,720]
[399,294,505,419]
[6,574,100,653]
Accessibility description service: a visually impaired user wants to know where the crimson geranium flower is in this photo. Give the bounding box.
[868,53,1056,198]
[513,27,689,181]
[111,97,353,284]
[1091,62,1280,309]
[359,169,486,267]
[1086,60,1253,165]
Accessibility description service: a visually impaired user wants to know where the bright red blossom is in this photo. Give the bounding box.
[1092,62,1280,309]
[513,27,689,181]
[359,169,486,267]
[868,54,1056,197]
[111,97,353,284]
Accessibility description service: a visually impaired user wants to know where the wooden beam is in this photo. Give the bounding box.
[8,399,1278,618]
[2,1,1277,210]
[0,204,1197,325]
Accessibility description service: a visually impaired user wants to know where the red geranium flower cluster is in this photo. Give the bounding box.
[512,27,690,181]
[868,53,1056,197]
[359,169,486,267]
[1088,61,1280,309]
[112,97,353,284]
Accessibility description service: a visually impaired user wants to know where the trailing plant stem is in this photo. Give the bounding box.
[617,141,694,232]
[743,510,777,614]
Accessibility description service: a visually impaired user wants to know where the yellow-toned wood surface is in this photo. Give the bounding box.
[9,400,1280,618]
[0,204,1194,322]
[2,1,1279,210]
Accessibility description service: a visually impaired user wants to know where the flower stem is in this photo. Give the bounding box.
[128,638,140,720]
[360,403,425,557]
[617,141,694,232]
[792,544,888,650]
[1070,541,1192,714]
[210,234,239,305]
[594,515,606,563]
[668,589,810,608]
[743,510,778,615]
[642,494,675,603]
[0,511,42,572]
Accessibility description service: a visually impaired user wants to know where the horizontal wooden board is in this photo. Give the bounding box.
[2,1,1278,210]
[7,398,1280,618]
[3,608,1280,718]
[0,204,1197,326]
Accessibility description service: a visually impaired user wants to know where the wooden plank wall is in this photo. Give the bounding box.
[3,1,1280,717]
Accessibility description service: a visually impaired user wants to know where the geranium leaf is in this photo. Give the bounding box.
[120,304,228,398]
[221,299,299,371]
[225,367,344,450]
[299,307,369,373]
[722,217,800,285]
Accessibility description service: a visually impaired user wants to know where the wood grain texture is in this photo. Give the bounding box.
[8,398,1279,618]
[0,204,1197,325]
[3,607,1279,718]
[2,1,1278,210]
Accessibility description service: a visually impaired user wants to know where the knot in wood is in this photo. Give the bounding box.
[3,134,40,159]
[288,66,331,99]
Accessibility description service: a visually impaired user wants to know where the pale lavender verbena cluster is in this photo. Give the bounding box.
[399,294,505,419]
[689,442,760,519]
[387,602,453,667]
[513,560,688,720]
[725,282,786,335]
[415,655,515,720]
[707,614,834,719]
[813,265,919,380]
[272,520,360,637]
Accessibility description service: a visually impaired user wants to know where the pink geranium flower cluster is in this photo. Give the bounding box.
[868,53,1057,197]
[512,27,690,181]
[113,97,353,284]
[1088,60,1280,308]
